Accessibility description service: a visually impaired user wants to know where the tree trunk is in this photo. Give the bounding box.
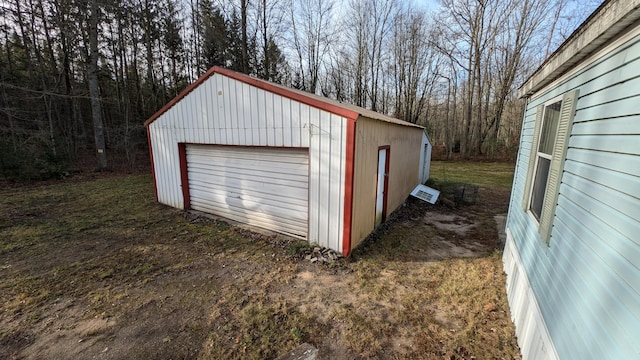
[444,76,452,160]
[88,0,107,169]
[241,0,249,74]
[144,0,156,112]
[262,0,269,79]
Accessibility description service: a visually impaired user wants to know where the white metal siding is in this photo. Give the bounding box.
[148,73,347,252]
[503,231,559,360]
[187,145,308,239]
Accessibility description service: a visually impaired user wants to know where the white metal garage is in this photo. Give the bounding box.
[146,66,429,256]
[185,144,309,239]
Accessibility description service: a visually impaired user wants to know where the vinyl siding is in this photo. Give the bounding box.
[350,117,423,249]
[505,30,640,359]
[148,73,347,252]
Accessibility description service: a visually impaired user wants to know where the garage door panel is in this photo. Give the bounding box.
[190,200,307,236]
[186,145,309,239]
[191,198,308,229]
[189,188,308,219]
[187,148,309,168]
[188,146,308,164]
[188,168,308,190]
[187,144,306,157]
[188,183,308,208]
[187,157,308,178]
[187,161,309,179]
[186,165,308,189]
[188,173,308,195]
[190,198,308,229]
[188,177,308,203]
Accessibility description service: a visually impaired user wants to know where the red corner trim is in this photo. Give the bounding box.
[342,119,356,257]
[178,143,190,210]
[144,66,360,127]
[147,127,158,202]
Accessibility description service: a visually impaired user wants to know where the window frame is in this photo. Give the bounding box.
[522,89,579,245]
[527,94,563,224]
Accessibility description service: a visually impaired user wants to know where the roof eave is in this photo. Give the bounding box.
[518,0,640,98]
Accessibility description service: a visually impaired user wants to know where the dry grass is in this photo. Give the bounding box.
[0,163,520,359]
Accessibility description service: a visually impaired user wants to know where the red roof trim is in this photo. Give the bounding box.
[145,66,216,126]
[145,66,360,126]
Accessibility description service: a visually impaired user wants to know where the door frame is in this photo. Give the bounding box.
[178,143,190,210]
[375,145,390,226]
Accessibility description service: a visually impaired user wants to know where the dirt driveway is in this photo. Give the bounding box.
[0,169,519,359]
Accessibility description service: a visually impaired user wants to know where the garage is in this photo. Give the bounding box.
[186,145,309,239]
[146,66,430,256]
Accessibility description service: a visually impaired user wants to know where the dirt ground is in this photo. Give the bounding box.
[0,170,519,359]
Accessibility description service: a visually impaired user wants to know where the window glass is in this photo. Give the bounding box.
[538,100,561,155]
[530,157,550,221]
[530,99,561,221]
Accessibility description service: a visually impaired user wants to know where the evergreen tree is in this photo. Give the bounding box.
[199,0,228,69]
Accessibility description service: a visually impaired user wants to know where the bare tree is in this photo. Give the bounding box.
[365,0,397,111]
[88,0,107,168]
[484,0,549,157]
[289,0,334,93]
[0,0,607,182]
[391,9,438,125]
[340,0,371,107]
[241,0,249,73]
[436,0,493,155]
[434,0,558,156]
[256,0,288,81]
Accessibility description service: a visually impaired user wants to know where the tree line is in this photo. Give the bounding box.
[0,0,599,180]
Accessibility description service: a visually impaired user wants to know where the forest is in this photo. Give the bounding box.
[0,0,600,181]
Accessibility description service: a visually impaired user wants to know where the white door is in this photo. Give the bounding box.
[186,144,309,239]
[422,144,430,183]
[375,147,389,227]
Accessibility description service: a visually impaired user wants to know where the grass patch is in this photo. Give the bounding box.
[430,161,515,190]
[0,165,519,359]
[286,240,313,256]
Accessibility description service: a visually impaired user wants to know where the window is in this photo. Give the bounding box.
[522,90,579,243]
[529,99,561,221]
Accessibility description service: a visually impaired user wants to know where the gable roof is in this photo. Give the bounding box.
[145,66,423,129]
[519,0,640,98]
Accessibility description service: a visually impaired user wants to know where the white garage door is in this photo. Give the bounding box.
[186,144,309,239]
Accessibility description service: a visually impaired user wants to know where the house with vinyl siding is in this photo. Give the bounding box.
[503,0,640,358]
[145,66,431,257]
